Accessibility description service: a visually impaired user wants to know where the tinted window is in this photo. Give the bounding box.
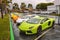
[27,18,41,24]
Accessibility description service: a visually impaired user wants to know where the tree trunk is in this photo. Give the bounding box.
[1,9,3,19]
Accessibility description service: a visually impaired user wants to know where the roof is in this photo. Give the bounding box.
[33,16,45,20]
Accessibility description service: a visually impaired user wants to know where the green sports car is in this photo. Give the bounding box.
[19,16,55,35]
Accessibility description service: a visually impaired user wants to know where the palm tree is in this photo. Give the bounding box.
[3,0,12,5]
[0,0,12,19]
[28,4,33,13]
[2,0,12,13]
[13,3,19,10]
[0,0,8,19]
[20,3,26,12]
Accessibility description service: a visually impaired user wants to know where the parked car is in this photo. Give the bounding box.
[11,12,23,23]
[19,16,55,35]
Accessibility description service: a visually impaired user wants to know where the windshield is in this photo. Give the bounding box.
[27,18,40,24]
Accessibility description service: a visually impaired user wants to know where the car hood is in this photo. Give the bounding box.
[19,21,39,31]
[16,18,28,23]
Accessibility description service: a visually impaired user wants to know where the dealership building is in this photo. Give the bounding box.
[47,0,60,14]
[47,5,56,13]
[54,0,60,14]
[54,0,60,24]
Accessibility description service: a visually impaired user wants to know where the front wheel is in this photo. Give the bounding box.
[17,23,20,27]
[37,26,42,36]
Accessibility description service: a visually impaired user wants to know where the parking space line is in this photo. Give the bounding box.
[34,28,52,40]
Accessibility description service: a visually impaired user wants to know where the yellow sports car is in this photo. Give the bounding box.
[11,13,20,23]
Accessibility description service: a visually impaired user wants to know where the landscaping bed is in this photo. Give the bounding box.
[0,14,10,40]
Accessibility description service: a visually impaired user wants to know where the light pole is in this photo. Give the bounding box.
[58,5,60,25]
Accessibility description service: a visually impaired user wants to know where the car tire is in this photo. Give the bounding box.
[37,26,42,36]
[19,32,22,34]
[19,31,25,35]
[52,21,55,29]
[17,23,20,27]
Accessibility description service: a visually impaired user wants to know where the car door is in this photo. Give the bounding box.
[41,18,49,30]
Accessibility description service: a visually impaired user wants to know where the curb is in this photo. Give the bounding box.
[10,17,14,40]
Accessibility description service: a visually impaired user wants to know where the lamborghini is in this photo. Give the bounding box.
[19,16,55,35]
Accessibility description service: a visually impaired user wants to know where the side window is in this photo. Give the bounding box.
[40,18,48,24]
[40,20,44,24]
[44,18,48,22]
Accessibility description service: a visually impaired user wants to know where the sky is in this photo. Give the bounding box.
[12,0,54,8]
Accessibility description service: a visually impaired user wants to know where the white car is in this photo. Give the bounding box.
[16,15,35,26]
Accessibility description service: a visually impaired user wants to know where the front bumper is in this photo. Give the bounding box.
[20,29,36,35]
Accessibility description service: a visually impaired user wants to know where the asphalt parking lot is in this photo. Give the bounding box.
[12,23,60,40]
[11,13,60,40]
[40,25,60,40]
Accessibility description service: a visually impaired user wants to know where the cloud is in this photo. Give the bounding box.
[46,0,54,2]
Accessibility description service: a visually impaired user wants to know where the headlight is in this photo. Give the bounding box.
[29,26,34,29]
